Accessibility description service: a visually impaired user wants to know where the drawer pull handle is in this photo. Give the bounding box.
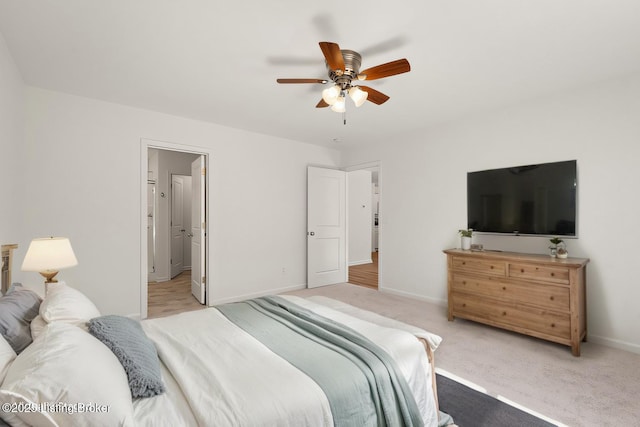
[462,303,466,307]
[551,323,556,328]
[502,286,507,291]
[502,311,507,316]
[550,296,554,301]
[520,269,525,273]
[551,272,555,277]
[462,262,466,265]
[490,266,494,269]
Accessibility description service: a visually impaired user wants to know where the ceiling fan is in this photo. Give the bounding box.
[276,41,411,113]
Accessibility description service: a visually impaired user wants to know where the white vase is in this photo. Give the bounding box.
[461,236,471,250]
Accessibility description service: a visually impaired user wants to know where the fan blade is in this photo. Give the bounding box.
[316,99,329,108]
[358,58,410,81]
[277,78,327,84]
[319,41,345,72]
[359,86,390,105]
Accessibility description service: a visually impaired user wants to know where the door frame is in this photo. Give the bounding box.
[342,161,381,286]
[139,138,212,319]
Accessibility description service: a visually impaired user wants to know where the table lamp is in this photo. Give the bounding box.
[21,237,78,289]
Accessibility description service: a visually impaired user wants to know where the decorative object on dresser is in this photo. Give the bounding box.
[444,248,589,356]
[556,242,568,259]
[21,237,78,291]
[458,229,473,250]
[548,237,563,257]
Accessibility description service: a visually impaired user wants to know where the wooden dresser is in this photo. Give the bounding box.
[443,248,589,356]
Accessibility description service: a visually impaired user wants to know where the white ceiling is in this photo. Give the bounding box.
[2,1,640,149]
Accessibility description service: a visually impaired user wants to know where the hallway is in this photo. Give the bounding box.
[148,271,205,318]
[348,252,378,289]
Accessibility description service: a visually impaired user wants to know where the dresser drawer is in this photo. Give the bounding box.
[508,263,569,284]
[451,274,570,311]
[451,293,571,340]
[452,256,505,276]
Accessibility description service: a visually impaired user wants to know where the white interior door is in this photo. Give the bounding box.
[170,175,185,278]
[191,157,206,304]
[147,182,156,275]
[307,166,347,288]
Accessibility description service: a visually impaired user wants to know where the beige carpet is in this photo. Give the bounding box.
[286,283,640,426]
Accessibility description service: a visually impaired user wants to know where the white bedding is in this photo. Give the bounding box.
[139,296,441,427]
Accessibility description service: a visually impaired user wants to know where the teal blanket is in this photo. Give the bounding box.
[216,296,424,427]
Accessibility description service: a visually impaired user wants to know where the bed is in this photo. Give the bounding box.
[0,244,443,427]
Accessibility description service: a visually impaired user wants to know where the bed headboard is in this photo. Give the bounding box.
[1,243,18,294]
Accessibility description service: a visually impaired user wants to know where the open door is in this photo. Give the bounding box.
[191,156,206,304]
[307,166,347,288]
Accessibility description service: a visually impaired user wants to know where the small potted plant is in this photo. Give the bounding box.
[549,237,563,257]
[459,229,473,250]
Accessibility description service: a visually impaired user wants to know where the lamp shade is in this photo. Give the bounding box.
[21,237,78,273]
[322,85,341,105]
[348,86,368,107]
[331,95,346,113]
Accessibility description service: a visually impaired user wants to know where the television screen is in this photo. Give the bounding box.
[467,160,577,236]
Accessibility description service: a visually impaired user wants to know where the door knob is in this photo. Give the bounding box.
[308,231,315,236]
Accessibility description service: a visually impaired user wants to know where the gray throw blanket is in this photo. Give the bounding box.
[217,296,424,427]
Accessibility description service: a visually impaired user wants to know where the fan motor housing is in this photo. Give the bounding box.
[327,50,361,89]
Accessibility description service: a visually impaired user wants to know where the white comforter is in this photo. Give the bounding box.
[136,296,441,427]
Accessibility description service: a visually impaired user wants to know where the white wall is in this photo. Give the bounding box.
[342,73,640,354]
[15,87,340,315]
[0,31,23,244]
[348,170,373,265]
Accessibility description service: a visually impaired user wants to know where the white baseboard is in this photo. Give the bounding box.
[209,283,307,306]
[588,334,640,355]
[349,258,372,266]
[378,286,448,308]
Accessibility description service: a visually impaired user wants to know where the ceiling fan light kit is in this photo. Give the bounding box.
[331,95,346,113]
[321,85,341,105]
[348,86,368,107]
[277,41,411,120]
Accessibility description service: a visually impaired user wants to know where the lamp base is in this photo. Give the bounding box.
[39,271,59,284]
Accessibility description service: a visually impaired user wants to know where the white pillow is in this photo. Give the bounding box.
[0,322,135,427]
[39,282,101,325]
[29,315,47,340]
[0,335,16,384]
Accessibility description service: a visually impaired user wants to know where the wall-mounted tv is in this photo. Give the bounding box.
[467,160,577,237]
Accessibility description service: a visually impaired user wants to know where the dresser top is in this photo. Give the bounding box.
[443,248,590,268]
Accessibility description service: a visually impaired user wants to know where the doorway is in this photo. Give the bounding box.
[306,163,380,290]
[347,165,379,289]
[140,139,211,319]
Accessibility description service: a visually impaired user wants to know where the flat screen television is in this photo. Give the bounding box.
[467,160,577,237]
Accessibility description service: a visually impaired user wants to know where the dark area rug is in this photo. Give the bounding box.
[436,373,557,427]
